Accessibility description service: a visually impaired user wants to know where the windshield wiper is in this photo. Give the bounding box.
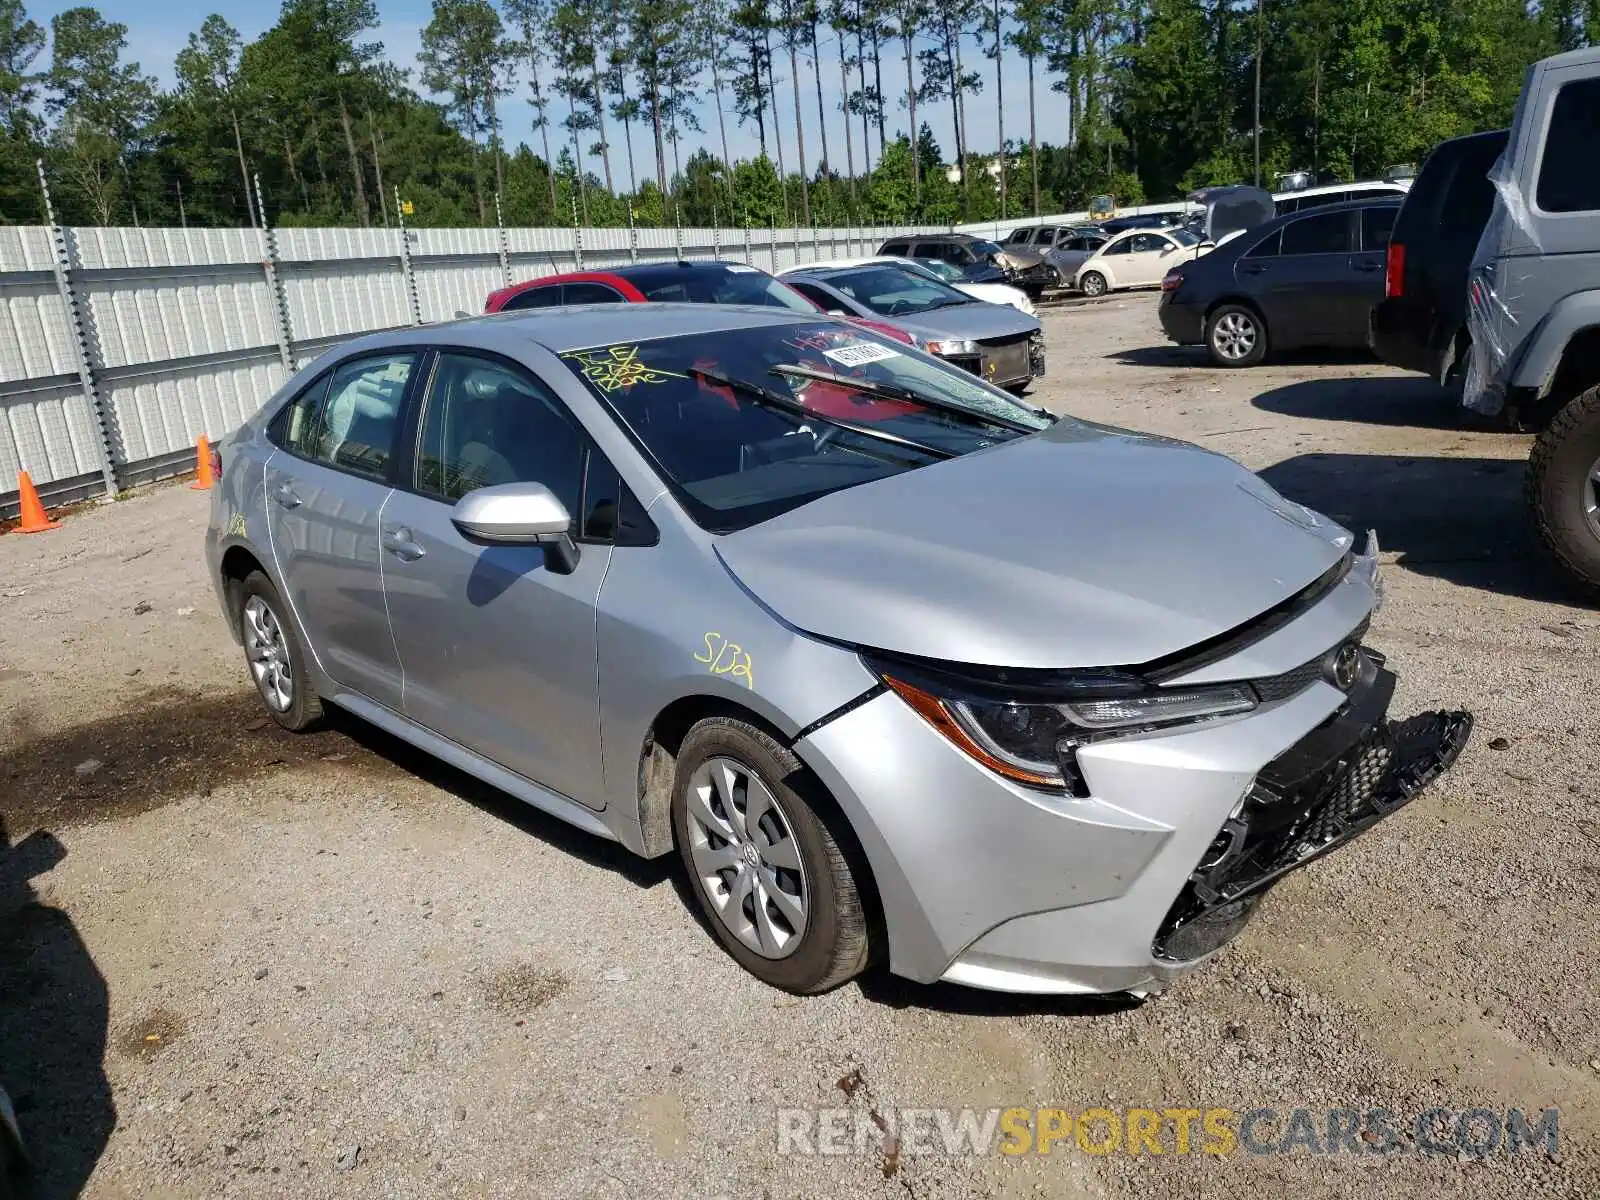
[769,363,1043,436]
[685,367,954,461]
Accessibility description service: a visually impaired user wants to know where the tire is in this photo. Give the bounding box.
[1079,271,1107,298]
[1527,383,1600,597]
[236,571,323,731]
[1206,303,1268,367]
[671,717,870,994]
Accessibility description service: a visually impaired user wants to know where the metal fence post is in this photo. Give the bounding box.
[712,204,722,260]
[395,185,422,325]
[254,173,295,374]
[38,159,119,500]
[571,192,584,269]
[768,218,778,272]
[627,203,639,264]
[742,219,752,268]
[674,205,684,260]
[494,191,511,287]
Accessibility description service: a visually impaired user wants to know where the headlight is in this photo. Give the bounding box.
[877,669,1257,795]
[925,338,979,356]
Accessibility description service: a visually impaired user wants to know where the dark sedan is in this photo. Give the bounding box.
[1158,198,1402,367]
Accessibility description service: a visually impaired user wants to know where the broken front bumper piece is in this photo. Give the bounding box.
[1155,657,1473,962]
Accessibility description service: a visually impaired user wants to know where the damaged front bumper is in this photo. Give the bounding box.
[1154,655,1473,962]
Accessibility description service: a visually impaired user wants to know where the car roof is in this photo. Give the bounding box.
[1273,180,1408,200]
[890,232,984,244]
[511,260,769,288]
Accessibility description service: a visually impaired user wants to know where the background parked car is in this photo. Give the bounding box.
[486,261,817,314]
[1072,227,1207,297]
[784,265,1045,388]
[782,256,1036,315]
[998,225,1109,286]
[1158,197,1402,366]
[1097,213,1178,235]
[875,233,1014,284]
[1369,129,1509,383]
[1272,179,1410,215]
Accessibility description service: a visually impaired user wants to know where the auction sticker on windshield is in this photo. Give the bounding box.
[823,343,901,367]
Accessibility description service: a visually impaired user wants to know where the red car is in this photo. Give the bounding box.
[485,260,921,422]
[484,260,915,346]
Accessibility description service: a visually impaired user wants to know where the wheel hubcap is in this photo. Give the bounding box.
[685,756,810,960]
[1586,456,1600,542]
[242,595,293,713]
[1213,312,1257,360]
[1084,274,1104,295]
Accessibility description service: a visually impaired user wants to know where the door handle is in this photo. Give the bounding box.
[270,482,301,509]
[1239,264,1269,276]
[382,527,426,562]
[1352,260,1382,273]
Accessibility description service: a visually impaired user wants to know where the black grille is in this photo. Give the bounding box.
[1252,656,1325,703]
[1152,699,1472,963]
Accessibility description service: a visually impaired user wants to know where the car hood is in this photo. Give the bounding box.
[893,302,1040,341]
[714,420,1352,669]
[998,247,1046,268]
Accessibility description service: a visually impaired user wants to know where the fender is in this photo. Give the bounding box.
[1510,289,1600,397]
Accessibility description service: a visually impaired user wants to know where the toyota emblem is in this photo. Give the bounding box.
[1326,642,1362,691]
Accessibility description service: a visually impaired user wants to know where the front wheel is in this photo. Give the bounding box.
[1528,383,1600,597]
[1079,271,1107,298]
[1206,304,1267,367]
[672,717,871,994]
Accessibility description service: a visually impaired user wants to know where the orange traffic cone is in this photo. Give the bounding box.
[190,435,215,491]
[14,471,60,533]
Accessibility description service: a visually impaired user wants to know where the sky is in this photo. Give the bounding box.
[27,0,1062,183]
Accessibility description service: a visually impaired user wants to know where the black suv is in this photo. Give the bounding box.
[876,233,1011,284]
[1369,129,1508,382]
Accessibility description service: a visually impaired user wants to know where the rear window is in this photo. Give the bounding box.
[501,284,563,311]
[881,240,910,255]
[1280,212,1352,255]
[1537,78,1600,214]
[1430,136,1505,240]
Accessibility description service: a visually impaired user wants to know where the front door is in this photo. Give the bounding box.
[379,350,611,808]
[263,350,417,710]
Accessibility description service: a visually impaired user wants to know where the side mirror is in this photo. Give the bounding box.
[451,482,580,573]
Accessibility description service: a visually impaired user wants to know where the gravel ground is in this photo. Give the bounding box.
[2,293,1596,1199]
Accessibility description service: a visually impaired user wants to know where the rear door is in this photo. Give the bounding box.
[263,350,419,709]
[1343,205,1398,344]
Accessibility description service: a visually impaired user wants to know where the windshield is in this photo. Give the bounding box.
[1168,228,1200,246]
[818,267,972,317]
[559,323,1051,532]
[634,267,816,313]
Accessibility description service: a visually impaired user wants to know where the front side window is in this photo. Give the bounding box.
[822,267,972,317]
[1361,205,1399,250]
[1004,228,1032,244]
[1101,236,1134,256]
[558,324,1051,532]
[1280,212,1352,255]
[306,353,415,480]
[1537,78,1600,214]
[414,353,586,512]
[881,240,910,256]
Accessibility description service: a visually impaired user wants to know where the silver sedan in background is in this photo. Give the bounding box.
[207,304,1470,997]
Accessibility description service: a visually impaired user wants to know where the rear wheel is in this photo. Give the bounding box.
[1528,383,1600,597]
[237,571,323,731]
[672,717,870,994]
[1079,271,1107,298]
[1206,304,1267,367]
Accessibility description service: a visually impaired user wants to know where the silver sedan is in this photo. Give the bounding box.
[207,304,1471,996]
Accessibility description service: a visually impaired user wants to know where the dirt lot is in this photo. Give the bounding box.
[2,294,1597,1199]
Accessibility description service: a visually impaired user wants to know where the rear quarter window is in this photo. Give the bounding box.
[1537,78,1600,214]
